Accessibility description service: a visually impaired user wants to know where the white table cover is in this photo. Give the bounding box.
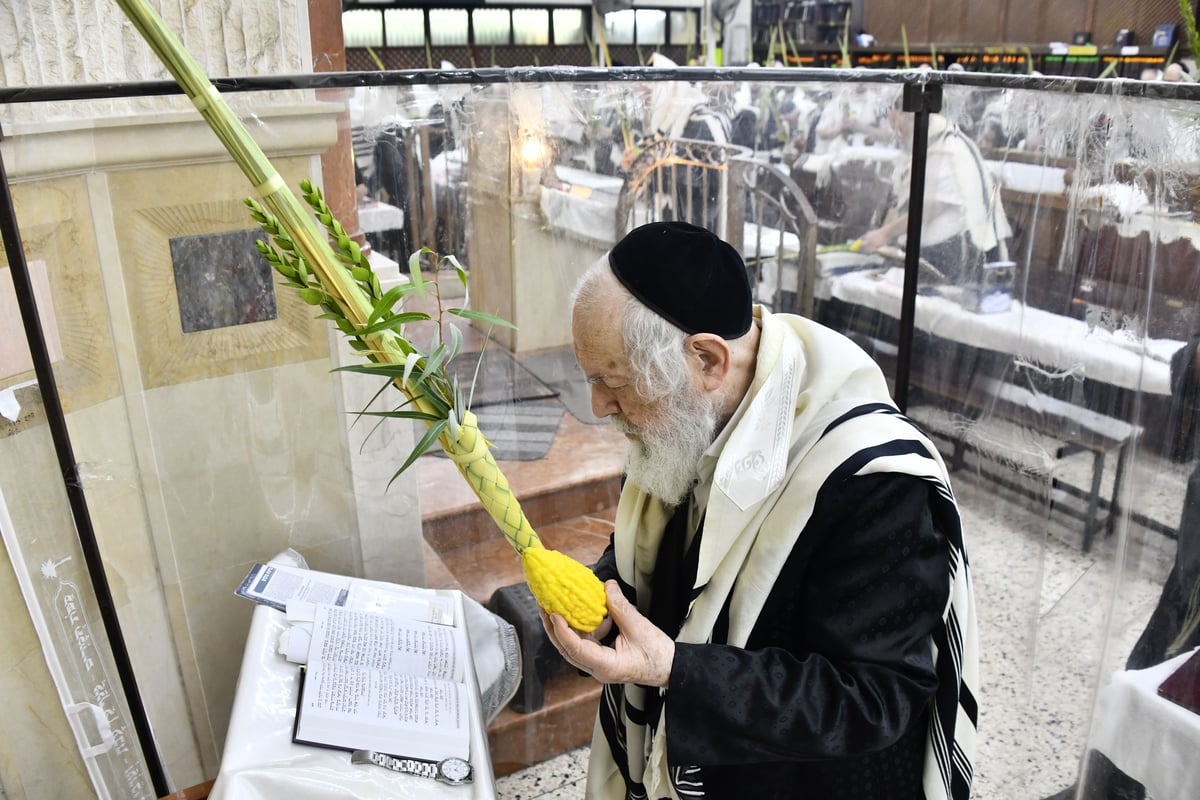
[822,269,1179,395]
[1090,647,1200,800]
[209,590,497,799]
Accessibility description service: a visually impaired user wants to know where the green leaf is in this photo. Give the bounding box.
[356,312,432,336]
[407,248,431,299]
[330,365,452,415]
[452,375,465,419]
[367,284,406,326]
[346,379,399,429]
[378,284,408,314]
[419,344,449,380]
[298,287,325,305]
[446,323,463,363]
[351,266,371,282]
[464,346,487,408]
[388,419,448,488]
[401,350,421,386]
[333,362,414,378]
[448,307,517,329]
[356,409,444,423]
[445,254,468,288]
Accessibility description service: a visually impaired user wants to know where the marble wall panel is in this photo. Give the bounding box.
[0,176,122,422]
[107,160,329,390]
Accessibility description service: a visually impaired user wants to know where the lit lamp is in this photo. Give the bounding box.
[517,129,550,197]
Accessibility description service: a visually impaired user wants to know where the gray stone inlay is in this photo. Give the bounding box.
[170,229,277,334]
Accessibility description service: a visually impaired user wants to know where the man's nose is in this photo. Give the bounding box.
[589,383,619,418]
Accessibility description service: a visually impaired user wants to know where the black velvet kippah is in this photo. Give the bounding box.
[608,221,753,338]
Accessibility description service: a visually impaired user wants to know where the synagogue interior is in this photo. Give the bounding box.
[1,1,1199,799]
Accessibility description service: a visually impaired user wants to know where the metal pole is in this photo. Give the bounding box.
[0,123,170,798]
[894,80,942,413]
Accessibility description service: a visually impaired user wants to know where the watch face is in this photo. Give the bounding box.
[439,757,472,783]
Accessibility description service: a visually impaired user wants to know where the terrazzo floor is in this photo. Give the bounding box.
[492,443,1186,800]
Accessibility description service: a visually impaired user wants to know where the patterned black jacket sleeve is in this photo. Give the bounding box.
[665,472,948,772]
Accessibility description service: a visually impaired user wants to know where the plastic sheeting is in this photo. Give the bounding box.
[3,67,1200,799]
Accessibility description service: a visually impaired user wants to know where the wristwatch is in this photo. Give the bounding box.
[351,749,473,785]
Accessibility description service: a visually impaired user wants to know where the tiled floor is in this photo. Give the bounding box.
[419,334,1184,800]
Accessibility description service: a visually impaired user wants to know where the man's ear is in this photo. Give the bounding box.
[686,334,732,390]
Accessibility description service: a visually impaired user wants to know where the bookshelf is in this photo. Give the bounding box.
[754,41,1173,77]
[752,0,864,53]
[797,1,855,45]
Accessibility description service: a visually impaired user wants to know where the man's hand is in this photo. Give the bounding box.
[541,580,675,688]
[857,226,892,254]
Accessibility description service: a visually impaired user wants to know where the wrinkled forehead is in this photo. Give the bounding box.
[572,300,627,377]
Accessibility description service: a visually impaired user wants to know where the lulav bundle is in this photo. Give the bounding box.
[116,0,607,632]
[249,185,608,633]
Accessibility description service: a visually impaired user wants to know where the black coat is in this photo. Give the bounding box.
[595,471,949,799]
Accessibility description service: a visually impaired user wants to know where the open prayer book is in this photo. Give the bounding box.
[286,603,472,762]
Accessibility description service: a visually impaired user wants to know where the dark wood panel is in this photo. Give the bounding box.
[861,0,1191,49]
[961,0,1007,44]
[863,0,933,44]
[1003,0,1049,42]
[932,0,969,44]
[1041,0,1092,42]
[1093,0,1191,50]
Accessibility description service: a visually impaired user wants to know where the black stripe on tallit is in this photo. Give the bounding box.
[818,403,978,800]
[597,682,646,798]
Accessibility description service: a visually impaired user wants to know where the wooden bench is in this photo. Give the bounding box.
[857,334,1143,551]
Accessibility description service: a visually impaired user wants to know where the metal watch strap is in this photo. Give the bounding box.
[351,750,438,779]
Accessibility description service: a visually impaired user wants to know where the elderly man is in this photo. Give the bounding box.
[543,221,979,800]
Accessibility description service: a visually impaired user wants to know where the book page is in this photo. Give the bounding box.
[309,604,464,683]
[343,581,456,626]
[295,660,470,761]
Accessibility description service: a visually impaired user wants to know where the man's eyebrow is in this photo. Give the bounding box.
[586,373,628,386]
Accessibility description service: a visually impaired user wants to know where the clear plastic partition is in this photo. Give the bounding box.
[2,70,1199,800]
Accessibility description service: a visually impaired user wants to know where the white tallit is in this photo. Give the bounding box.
[585,308,979,800]
[911,113,1012,256]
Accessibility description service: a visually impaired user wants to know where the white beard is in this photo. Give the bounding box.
[611,386,719,506]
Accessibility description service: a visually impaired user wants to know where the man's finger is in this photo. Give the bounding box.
[551,613,603,673]
[602,580,638,626]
